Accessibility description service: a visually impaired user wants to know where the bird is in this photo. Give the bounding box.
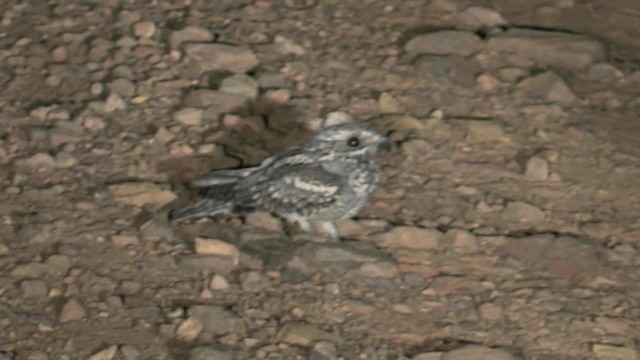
[169,121,389,239]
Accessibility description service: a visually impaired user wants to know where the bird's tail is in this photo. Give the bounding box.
[169,198,232,222]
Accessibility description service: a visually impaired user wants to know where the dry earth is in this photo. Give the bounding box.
[1,0,640,359]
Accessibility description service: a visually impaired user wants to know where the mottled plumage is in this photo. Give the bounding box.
[169,122,388,238]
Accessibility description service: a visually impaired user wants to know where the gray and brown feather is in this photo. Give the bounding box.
[169,122,388,238]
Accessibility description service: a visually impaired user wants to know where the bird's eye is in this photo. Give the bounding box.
[347,136,360,147]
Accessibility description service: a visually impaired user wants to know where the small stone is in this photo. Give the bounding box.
[486,28,605,71]
[442,345,516,360]
[402,139,431,158]
[219,74,259,99]
[456,6,507,32]
[310,341,338,360]
[83,116,106,131]
[16,153,56,169]
[88,346,118,360]
[16,350,49,360]
[194,238,240,265]
[378,92,400,113]
[323,111,354,128]
[107,182,177,208]
[278,323,343,347]
[104,93,126,112]
[169,26,214,49]
[183,89,249,122]
[524,156,549,180]
[502,201,545,223]
[588,63,623,81]
[189,345,233,360]
[46,255,71,275]
[155,127,175,144]
[413,353,445,360]
[210,274,230,290]
[190,305,238,335]
[11,263,50,278]
[120,345,141,360]
[518,71,578,106]
[133,21,156,38]
[478,302,503,321]
[119,280,141,295]
[373,226,441,249]
[0,243,9,255]
[466,121,504,141]
[108,79,136,99]
[274,35,306,55]
[442,229,478,252]
[111,234,139,247]
[244,212,282,232]
[591,344,638,360]
[405,30,484,57]
[240,271,270,292]
[184,43,259,74]
[176,317,203,342]
[429,276,486,295]
[20,279,49,299]
[51,46,68,62]
[173,108,203,126]
[59,298,87,323]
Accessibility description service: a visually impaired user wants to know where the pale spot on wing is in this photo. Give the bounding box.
[283,176,338,195]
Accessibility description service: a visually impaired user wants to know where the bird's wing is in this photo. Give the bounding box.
[190,168,258,188]
[238,161,344,216]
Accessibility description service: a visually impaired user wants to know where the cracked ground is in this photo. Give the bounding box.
[1,0,640,359]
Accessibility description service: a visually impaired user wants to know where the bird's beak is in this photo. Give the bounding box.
[376,137,391,152]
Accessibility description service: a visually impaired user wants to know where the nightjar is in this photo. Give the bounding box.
[169,122,388,238]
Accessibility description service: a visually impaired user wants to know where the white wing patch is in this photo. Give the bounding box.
[283,176,339,195]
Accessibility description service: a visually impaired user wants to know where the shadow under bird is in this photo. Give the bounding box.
[169,122,389,238]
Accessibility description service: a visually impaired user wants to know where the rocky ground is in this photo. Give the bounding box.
[1,0,640,359]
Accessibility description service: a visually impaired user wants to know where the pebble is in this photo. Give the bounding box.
[104,93,126,112]
[219,74,259,99]
[240,271,271,292]
[441,345,517,360]
[524,156,549,180]
[11,262,50,278]
[20,279,48,299]
[51,46,68,62]
[88,346,118,360]
[182,89,249,122]
[244,212,283,232]
[278,323,343,347]
[442,229,478,252]
[373,226,441,250]
[377,92,400,113]
[107,182,177,208]
[108,79,136,99]
[120,345,141,360]
[413,352,444,360]
[16,153,57,170]
[169,26,214,49]
[189,305,239,335]
[184,43,259,74]
[466,121,505,141]
[518,71,578,107]
[173,108,203,126]
[456,6,507,32]
[310,341,338,360]
[591,344,638,360]
[111,234,139,247]
[478,302,503,321]
[194,238,240,266]
[59,298,87,323]
[502,201,545,223]
[132,21,156,38]
[175,317,203,342]
[587,63,622,81]
[189,345,233,360]
[405,30,484,57]
[487,28,605,70]
[209,274,230,290]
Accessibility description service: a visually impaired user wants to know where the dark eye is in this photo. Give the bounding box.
[347,136,360,147]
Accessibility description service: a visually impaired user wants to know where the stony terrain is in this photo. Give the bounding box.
[1,0,640,359]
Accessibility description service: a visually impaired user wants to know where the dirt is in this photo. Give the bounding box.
[1,0,640,359]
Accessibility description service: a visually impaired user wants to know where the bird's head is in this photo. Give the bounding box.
[307,123,389,157]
